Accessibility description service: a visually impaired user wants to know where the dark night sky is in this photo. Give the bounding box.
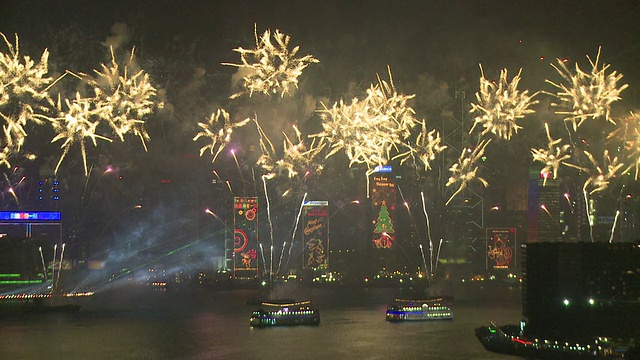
[2,1,640,261]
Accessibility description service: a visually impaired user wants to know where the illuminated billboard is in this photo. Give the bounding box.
[371,172,396,249]
[486,228,516,270]
[233,197,259,278]
[302,201,329,269]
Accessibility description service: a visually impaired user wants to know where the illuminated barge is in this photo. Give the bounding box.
[385,297,453,321]
[250,300,320,327]
[475,323,636,359]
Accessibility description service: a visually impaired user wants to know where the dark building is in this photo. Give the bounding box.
[521,242,640,340]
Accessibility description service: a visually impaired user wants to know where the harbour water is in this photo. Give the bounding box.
[0,283,522,360]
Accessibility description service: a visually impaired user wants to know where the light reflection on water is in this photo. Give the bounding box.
[0,284,522,360]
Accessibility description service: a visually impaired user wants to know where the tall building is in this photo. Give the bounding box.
[521,242,640,340]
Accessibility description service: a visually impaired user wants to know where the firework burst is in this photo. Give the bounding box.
[531,122,575,184]
[78,47,159,151]
[469,65,538,140]
[313,67,420,173]
[445,139,491,205]
[609,111,640,180]
[223,25,319,99]
[582,149,624,195]
[255,119,323,179]
[393,119,446,171]
[193,108,250,163]
[0,32,57,167]
[546,47,627,130]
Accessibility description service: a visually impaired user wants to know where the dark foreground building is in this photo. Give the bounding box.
[522,242,640,340]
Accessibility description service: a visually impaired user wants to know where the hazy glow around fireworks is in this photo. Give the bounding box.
[531,122,573,184]
[193,108,250,163]
[313,67,420,173]
[445,139,491,205]
[469,65,538,140]
[546,47,627,130]
[223,25,318,99]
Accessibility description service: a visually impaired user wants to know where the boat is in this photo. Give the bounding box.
[385,296,453,321]
[250,299,320,327]
[475,322,637,359]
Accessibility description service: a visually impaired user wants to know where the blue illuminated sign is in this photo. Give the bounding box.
[374,165,393,173]
[0,211,62,221]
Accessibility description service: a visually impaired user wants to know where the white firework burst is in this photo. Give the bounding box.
[255,119,323,179]
[313,67,420,173]
[393,119,446,171]
[50,92,113,175]
[469,65,538,140]
[582,149,624,195]
[223,25,318,99]
[531,122,574,184]
[445,139,491,205]
[546,47,627,130]
[0,32,57,166]
[193,108,250,163]
[80,47,159,151]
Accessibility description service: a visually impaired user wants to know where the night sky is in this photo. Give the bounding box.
[2,1,640,271]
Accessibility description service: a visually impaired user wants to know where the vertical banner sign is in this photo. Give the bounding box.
[302,201,329,269]
[486,228,516,270]
[234,197,258,278]
[371,166,396,249]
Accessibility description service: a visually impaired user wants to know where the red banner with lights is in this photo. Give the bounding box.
[302,201,329,269]
[234,197,258,278]
[486,228,516,270]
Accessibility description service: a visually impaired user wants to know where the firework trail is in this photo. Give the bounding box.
[258,243,268,278]
[469,65,538,140]
[56,243,65,288]
[261,175,275,275]
[420,192,434,276]
[445,139,491,205]
[546,47,627,131]
[419,244,429,280]
[38,247,47,281]
[205,208,226,227]
[610,112,640,180]
[609,210,620,243]
[225,179,233,195]
[193,108,250,164]
[51,244,57,290]
[435,238,443,272]
[281,192,308,273]
[230,149,247,194]
[223,24,319,99]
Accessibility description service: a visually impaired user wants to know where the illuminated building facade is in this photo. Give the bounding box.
[528,167,561,242]
[521,242,640,340]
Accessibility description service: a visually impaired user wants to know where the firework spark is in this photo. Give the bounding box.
[531,122,574,184]
[0,32,56,167]
[394,119,446,171]
[223,25,318,99]
[255,119,323,179]
[193,109,250,163]
[582,149,624,195]
[313,67,420,172]
[445,139,491,205]
[610,111,640,180]
[78,46,159,151]
[469,65,538,140]
[546,47,627,130]
[50,92,113,175]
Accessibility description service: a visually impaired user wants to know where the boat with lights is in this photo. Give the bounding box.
[250,300,320,327]
[475,322,637,359]
[385,297,453,321]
